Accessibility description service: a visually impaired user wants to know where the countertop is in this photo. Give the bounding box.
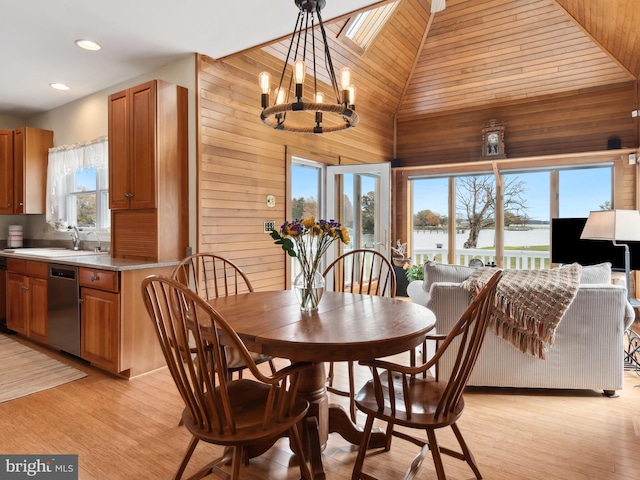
[0,249,179,271]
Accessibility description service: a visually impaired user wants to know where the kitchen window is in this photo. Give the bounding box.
[46,136,109,230]
[67,167,109,229]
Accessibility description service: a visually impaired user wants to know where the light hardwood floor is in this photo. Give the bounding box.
[1,335,640,480]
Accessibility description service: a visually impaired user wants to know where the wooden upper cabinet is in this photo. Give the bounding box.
[0,130,14,214]
[13,127,54,214]
[108,80,157,210]
[0,127,53,215]
[108,89,130,210]
[130,82,157,209]
[109,79,188,262]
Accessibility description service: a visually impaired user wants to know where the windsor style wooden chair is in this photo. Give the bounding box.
[351,270,502,480]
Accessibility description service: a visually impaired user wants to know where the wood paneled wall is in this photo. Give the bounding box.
[196,54,393,291]
[396,81,638,166]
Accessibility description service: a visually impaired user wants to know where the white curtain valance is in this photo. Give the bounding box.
[46,136,108,228]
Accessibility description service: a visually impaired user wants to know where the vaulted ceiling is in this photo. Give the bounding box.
[399,0,638,119]
[262,0,639,123]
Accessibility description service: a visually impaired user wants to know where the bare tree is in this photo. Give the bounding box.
[456,175,528,248]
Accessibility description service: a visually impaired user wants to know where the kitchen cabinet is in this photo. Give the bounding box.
[80,267,121,372]
[0,127,53,215]
[79,265,171,376]
[0,130,13,214]
[6,259,48,344]
[108,79,188,262]
[2,254,173,378]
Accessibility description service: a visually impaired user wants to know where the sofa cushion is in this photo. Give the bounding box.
[579,262,611,284]
[424,261,474,291]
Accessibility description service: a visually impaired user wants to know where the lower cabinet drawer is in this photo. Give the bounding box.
[79,268,119,292]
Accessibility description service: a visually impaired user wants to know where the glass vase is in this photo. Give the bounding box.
[293,269,325,311]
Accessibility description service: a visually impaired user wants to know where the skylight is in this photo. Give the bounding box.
[342,1,400,52]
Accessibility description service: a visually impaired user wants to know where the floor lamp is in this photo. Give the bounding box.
[580,209,640,304]
[581,209,640,373]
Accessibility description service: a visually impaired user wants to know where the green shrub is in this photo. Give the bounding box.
[406,264,424,282]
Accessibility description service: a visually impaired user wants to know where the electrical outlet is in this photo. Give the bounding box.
[266,195,276,207]
[264,221,275,233]
[630,153,637,165]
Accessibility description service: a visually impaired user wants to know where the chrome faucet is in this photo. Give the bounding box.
[88,231,102,252]
[70,226,81,250]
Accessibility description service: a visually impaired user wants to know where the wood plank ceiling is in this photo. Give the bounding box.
[258,0,639,124]
[397,0,637,120]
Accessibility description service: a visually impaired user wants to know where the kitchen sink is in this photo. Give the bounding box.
[5,248,108,258]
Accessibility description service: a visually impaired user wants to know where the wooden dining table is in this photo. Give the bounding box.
[206,289,436,453]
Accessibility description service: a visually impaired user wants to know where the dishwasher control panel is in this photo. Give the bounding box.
[50,267,77,280]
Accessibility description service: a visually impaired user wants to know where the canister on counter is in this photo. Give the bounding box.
[7,225,23,248]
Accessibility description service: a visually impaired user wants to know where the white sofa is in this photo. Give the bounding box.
[407,262,635,395]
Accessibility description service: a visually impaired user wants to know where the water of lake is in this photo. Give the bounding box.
[412,226,551,249]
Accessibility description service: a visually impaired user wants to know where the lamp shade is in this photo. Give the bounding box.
[580,210,640,241]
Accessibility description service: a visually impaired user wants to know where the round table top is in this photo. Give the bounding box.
[207,290,436,363]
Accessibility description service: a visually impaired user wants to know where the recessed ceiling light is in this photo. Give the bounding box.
[75,39,101,51]
[50,83,70,91]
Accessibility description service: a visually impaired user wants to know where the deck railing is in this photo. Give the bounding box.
[413,248,549,270]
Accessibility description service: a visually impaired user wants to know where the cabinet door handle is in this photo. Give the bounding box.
[21,285,29,291]
[7,203,11,207]
[91,275,99,282]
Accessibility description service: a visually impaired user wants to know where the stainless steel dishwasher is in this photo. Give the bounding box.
[48,265,81,356]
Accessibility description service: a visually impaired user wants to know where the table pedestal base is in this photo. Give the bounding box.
[300,363,387,450]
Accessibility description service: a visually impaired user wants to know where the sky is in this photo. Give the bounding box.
[291,163,612,222]
[411,166,612,222]
[76,168,96,190]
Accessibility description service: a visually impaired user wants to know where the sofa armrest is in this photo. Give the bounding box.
[407,280,430,306]
[624,300,636,330]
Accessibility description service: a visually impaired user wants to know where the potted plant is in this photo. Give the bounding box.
[405,263,424,282]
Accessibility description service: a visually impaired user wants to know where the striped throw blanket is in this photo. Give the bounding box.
[461,264,582,359]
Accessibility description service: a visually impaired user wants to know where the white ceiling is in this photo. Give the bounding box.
[0,0,379,119]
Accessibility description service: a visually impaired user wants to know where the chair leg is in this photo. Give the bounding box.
[347,361,357,423]
[384,421,394,451]
[351,415,375,480]
[173,436,199,480]
[327,361,335,387]
[230,445,243,480]
[426,429,446,480]
[451,422,482,479]
[288,423,314,480]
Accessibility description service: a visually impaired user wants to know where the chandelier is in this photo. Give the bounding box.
[259,0,359,134]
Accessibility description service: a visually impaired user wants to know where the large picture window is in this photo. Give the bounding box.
[410,163,613,269]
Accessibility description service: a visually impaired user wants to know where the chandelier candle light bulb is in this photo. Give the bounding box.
[259,72,271,107]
